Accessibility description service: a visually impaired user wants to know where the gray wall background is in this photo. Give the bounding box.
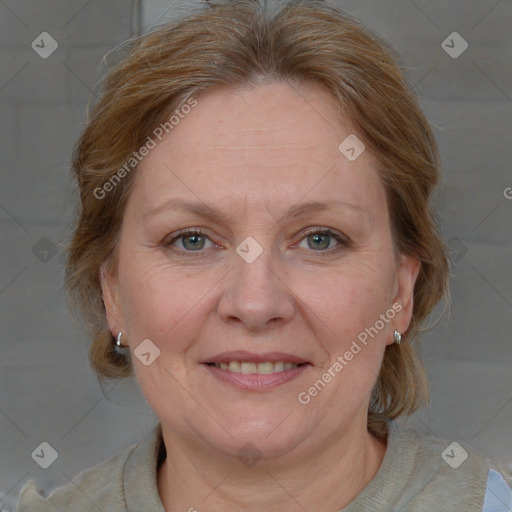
[1,0,511,510]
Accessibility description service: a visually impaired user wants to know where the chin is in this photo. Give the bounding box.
[201,415,312,461]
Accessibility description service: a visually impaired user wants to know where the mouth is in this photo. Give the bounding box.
[204,360,309,374]
[200,351,311,391]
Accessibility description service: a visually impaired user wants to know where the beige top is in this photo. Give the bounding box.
[16,419,512,511]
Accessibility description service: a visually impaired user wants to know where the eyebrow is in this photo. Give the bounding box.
[144,198,367,224]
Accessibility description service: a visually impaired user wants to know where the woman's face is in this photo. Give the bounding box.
[102,80,419,459]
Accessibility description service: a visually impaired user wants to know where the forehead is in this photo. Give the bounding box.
[131,80,385,218]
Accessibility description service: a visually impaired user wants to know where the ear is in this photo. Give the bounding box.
[387,254,421,345]
[99,261,125,339]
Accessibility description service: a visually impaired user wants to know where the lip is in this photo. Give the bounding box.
[200,350,309,365]
[202,362,310,391]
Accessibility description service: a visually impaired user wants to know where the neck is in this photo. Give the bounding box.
[157,418,388,512]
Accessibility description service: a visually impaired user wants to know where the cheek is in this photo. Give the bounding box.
[300,271,391,411]
[117,256,219,355]
[297,261,393,341]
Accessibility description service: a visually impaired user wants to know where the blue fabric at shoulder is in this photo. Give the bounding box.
[482,469,512,512]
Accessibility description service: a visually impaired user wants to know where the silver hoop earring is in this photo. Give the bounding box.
[393,329,402,345]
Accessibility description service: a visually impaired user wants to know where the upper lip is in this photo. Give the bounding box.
[201,350,309,365]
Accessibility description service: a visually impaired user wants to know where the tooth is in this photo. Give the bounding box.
[273,361,284,372]
[257,362,274,374]
[240,362,257,374]
[229,361,241,373]
[213,361,301,373]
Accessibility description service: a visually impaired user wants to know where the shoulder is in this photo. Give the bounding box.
[16,423,164,512]
[15,445,135,512]
[385,420,508,511]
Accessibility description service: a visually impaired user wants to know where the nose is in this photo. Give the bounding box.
[217,245,295,333]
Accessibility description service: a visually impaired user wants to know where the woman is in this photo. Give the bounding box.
[16,0,512,510]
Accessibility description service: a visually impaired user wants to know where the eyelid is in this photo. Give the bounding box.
[299,226,348,241]
[165,228,215,248]
[294,226,352,253]
[165,227,208,242]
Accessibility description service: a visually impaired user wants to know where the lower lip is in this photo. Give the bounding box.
[202,363,311,391]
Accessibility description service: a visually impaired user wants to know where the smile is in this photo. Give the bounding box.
[207,361,302,374]
[202,361,311,391]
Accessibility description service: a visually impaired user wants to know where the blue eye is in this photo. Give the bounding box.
[167,229,213,254]
[298,228,349,254]
[165,227,349,256]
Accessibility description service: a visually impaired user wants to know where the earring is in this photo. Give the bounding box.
[393,329,402,345]
[114,331,129,355]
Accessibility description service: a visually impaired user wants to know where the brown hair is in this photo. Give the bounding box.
[65,0,449,438]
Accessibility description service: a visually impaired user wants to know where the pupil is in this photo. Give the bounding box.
[185,234,204,250]
[309,233,329,250]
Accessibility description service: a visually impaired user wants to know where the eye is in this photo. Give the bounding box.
[165,227,350,257]
[297,227,349,254]
[166,229,215,253]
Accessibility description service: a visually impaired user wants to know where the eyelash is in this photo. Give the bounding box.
[165,227,350,257]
